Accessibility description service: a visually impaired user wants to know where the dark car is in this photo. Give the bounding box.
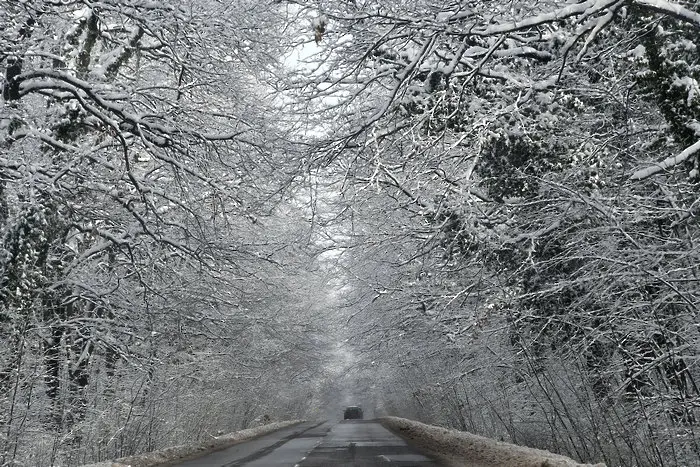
[343,406,363,419]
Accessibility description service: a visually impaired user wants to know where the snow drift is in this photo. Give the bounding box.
[380,416,606,467]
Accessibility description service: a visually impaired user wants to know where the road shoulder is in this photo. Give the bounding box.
[80,420,305,467]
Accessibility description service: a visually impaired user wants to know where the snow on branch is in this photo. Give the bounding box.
[631,139,700,180]
[473,0,622,36]
[633,0,700,29]
[468,0,698,39]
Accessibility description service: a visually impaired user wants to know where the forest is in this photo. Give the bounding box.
[1,0,699,466]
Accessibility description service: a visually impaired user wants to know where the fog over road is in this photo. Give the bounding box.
[174,420,441,466]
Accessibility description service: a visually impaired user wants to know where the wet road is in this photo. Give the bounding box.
[174,419,441,466]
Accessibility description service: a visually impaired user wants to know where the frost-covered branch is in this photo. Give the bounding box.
[633,0,700,28]
[630,139,700,180]
[471,0,623,36]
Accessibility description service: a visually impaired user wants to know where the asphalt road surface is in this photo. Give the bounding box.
[174,419,442,466]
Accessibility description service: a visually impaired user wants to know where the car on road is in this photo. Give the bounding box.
[343,406,363,419]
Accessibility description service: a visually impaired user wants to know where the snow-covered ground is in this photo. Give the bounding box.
[380,416,606,467]
[81,420,303,467]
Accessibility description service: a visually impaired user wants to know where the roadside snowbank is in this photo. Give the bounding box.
[81,420,303,467]
[380,416,605,467]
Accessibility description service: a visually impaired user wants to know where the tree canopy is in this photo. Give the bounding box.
[2,0,699,465]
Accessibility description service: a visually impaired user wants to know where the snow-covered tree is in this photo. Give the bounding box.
[1,1,328,463]
[287,0,700,464]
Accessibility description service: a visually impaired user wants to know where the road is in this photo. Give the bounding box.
[174,419,442,466]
